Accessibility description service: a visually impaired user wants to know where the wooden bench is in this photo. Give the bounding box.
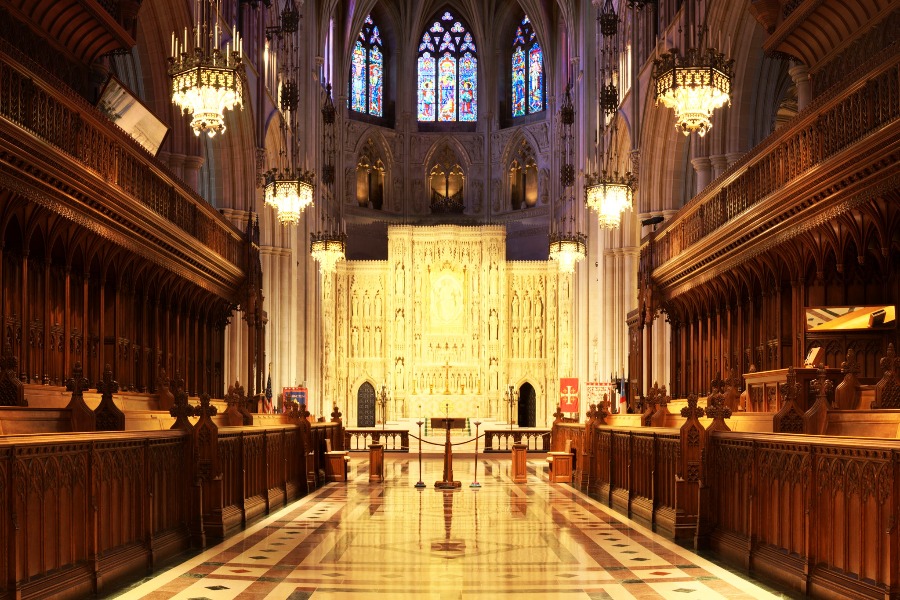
[546,439,573,483]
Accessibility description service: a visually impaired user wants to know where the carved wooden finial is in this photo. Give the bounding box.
[705,377,732,431]
[780,366,800,403]
[841,348,859,375]
[331,405,343,422]
[94,364,124,431]
[709,373,726,395]
[195,393,218,419]
[96,364,119,396]
[810,363,833,401]
[66,361,89,397]
[681,393,705,420]
[553,405,565,423]
[169,372,195,430]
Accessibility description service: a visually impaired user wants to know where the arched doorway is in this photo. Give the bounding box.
[357,382,376,427]
[517,382,536,427]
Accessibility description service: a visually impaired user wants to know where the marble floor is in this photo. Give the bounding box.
[113,456,788,599]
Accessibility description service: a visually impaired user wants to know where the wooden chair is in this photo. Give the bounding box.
[324,438,350,482]
[546,439,573,483]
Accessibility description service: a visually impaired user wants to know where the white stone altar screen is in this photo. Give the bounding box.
[329,225,573,426]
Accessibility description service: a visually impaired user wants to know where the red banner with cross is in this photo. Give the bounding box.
[559,378,579,413]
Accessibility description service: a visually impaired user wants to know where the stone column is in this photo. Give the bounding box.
[183,155,205,193]
[691,156,712,192]
[709,154,729,180]
[788,63,811,112]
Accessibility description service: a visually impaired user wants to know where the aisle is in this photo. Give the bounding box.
[114,457,787,599]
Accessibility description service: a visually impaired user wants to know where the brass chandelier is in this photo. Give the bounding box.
[549,84,586,274]
[263,0,314,225]
[168,0,245,137]
[310,83,346,276]
[652,0,734,136]
[584,0,634,229]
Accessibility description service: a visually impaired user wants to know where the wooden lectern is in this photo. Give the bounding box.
[432,417,466,489]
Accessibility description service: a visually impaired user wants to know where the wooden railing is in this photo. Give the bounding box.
[483,429,551,453]
[643,51,900,276]
[0,420,340,599]
[551,411,900,598]
[707,432,899,598]
[344,428,410,452]
[0,40,246,273]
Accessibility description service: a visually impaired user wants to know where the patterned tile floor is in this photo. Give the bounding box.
[112,456,789,599]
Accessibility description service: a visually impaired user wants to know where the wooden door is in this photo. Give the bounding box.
[357,382,376,427]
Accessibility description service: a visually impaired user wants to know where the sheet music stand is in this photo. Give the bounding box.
[432,417,466,489]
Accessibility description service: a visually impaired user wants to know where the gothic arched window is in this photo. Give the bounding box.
[417,10,477,122]
[511,15,544,118]
[350,14,384,117]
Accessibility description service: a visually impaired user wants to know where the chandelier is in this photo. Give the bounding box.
[263,0,314,226]
[310,83,346,275]
[168,0,244,137]
[263,170,315,225]
[585,0,634,229]
[549,232,588,274]
[548,84,586,274]
[585,171,633,228]
[652,1,734,137]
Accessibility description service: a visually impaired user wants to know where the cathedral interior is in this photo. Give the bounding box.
[0,0,898,597]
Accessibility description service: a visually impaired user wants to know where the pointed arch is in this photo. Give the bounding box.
[424,139,468,214]
[416,7,477,123]
[511,14,544,118]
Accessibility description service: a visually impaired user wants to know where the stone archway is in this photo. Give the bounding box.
[517,382,536,427]
[357,382,376,427]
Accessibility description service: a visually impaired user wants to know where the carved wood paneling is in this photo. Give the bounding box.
[1,423,338,596]
[708,433,899,597]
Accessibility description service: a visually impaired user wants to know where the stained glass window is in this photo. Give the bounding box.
[512,15,543,118]
[349,14,384,117]
[417,10,477,122]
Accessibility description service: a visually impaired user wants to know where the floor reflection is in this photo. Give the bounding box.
[114,456,788,599]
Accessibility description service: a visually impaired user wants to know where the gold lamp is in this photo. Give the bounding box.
[168,0,245,137]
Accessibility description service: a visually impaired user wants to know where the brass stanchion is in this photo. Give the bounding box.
[470,420,481,488]
[414,419,425,488]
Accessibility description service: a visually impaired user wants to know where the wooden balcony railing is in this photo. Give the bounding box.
[643,51,900,280]
[0,39,246,279]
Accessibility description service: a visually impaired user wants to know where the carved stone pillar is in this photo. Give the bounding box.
[788,63,811,112]
[709,154,728,180]
[691,156,712,192]
[183,155,205,193]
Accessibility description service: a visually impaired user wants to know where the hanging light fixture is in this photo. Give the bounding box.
[585,0,634,229]
[168,0,245,137]
[310,83,346,275]
[549,84,586,274]
[263,0,314,225]
[652,0,734,136]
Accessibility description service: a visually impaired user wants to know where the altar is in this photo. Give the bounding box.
[411,395,486,420]
[326,225,570,428]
